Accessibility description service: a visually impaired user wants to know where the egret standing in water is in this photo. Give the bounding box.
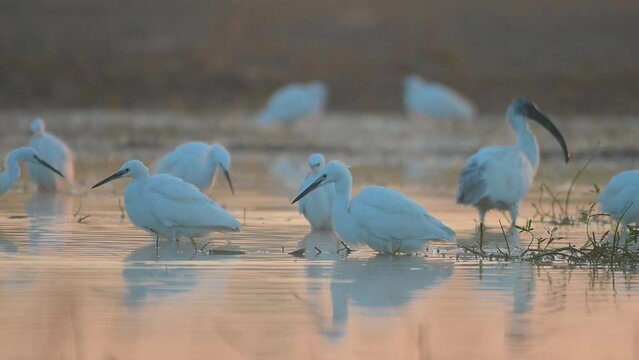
[257,81,328,127]
[154,142,234,194]
[292,160,455,254]
[92,160,240,250]
[598,171,639,244]
[27,118,74,192]
[457,98,570,229]
[298,153,334,231]
[403,75,477,121]
[1,147,65,196]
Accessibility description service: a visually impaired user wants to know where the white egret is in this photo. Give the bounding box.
[27,118,75,192]
[92,160,240,250]
[257,81,328,127]
[154,142,234,194]
[457,98,570,228]
[403,74,477,121]
[0,147,65,196]
[598,171,639,242]
[298,153,334,231]
[292,160,455,254]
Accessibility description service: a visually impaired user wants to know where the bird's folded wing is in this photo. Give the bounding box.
[144,175,239,230]
[351,186,453,242]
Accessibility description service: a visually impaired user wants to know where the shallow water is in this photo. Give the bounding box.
[2,112,639,359]
[1,179,638,360]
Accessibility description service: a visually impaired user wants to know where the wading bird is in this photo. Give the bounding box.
[403,75,477,121]
[257,81,327,127]
[1,147,65,196]
[292,160,455,254]
[298,153,334,231]
[27,118,74,192]
[92,160,240,251]
[457,98,570,229]
[598,170,639,243]
[154,142,234,194]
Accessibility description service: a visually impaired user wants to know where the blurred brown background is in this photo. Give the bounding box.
[1,0,638,113]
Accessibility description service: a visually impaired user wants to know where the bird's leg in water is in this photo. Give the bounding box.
[509,205,519,229]
[478,210,486,252]
[144,227,160,259]
[189,237,197,251]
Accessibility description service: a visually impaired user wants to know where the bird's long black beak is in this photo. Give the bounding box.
[34,155,65,178]
[528,107,570,163]
[292,176,324,204]
[222,169,235,195]
[92,169,128,189]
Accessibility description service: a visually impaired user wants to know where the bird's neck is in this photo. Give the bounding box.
[331,176,359,243]
[0,156,20,194]
[512,117,539,169]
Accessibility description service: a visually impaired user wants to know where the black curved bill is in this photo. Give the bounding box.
[291,176,324,204]
[91,169,128,189]
[527,107,570,163]
[35,156,65,178]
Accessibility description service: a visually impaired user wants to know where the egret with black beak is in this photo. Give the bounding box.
[92,160,240,252]
[154,142,234,194]
[292,160,455,254]
[1,147,65,196]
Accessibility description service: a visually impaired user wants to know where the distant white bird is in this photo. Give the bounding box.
[298,154,334,231]
[293,160,455,254]
[457,98,570,228]
[403,74,477,121]
[257,81,328,126]
[27,118,74,192]
[0,147,65,196]
[598,170,639,231]
[92,160,240,249]
[154,142,234,194]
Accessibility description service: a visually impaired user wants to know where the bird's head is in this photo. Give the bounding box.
[308,153,325,173]
[292,160,349,204]
[210,144,234,194]
[508,98,570,163]
[404,74,425,90]
[30,118,46,135]
[92,159,148,189]
[10,147,64,177]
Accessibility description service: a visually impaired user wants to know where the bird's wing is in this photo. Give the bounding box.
[599,171,639,214]
[143,175,240,231]
[259,85,317,124]
[457,150,491,205]
[154,142,208,174]
[350,186,455,243]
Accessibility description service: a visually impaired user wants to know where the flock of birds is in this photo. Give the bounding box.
[1,77,637,254]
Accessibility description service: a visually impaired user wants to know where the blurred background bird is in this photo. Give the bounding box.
[27,118,74,192]
[257,81,328,127]
[403,74,477,121]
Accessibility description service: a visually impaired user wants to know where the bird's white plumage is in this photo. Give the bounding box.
[403,75,476,121]
[295,160,454,254]
[98,160,240,243]
[154,142,231,192]
[257,81,328,126]
[297,154,334,230]
[27,118,74,191]
[0,147,64,196]
[456,98,568,226]
[598,170,639,225]
[457,145,535,214]
[347,186,455,253]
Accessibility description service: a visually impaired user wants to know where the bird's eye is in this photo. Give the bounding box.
[322,174,327,179]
